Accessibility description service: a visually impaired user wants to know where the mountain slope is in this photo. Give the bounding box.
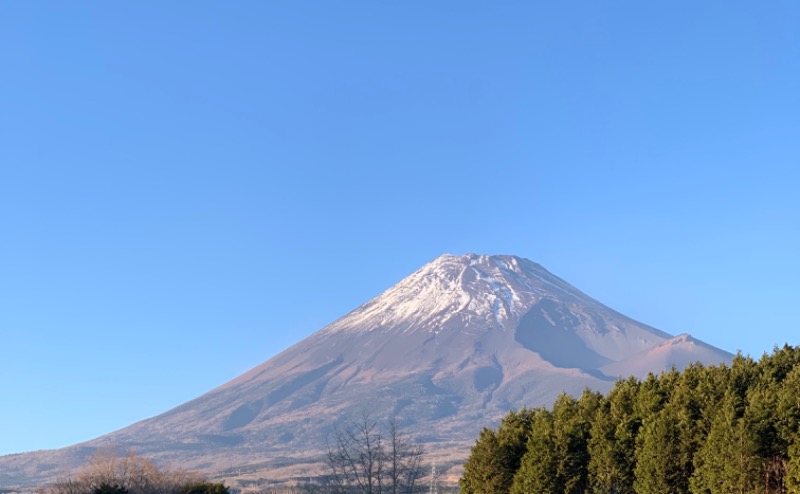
[0,254,734,487]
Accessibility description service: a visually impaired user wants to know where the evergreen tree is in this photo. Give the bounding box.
[635,373,667,423]
[785,440,800,494]
[459,428,506,494]
[561,389,600,493]
[746,384,787,493]
[552,393,582,493]
[459,408,535,494]
[588,398,616,494]
[729,353,759,408]
[671,364,707,485]
[457,346,800,494]
[634,404,687,494]
[780,368,800,493]
[495,408,536,492]
[588,378,640,494]
[691,391,760,494]
[760,345,800,385]
[510,409,556,494]
[610,377,642,493]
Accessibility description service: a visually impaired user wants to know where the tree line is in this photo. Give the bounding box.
[43,413,431,494]
[43,450,229,494]
[460,345,800,494]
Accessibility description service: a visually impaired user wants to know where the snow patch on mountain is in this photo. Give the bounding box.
[321,254,605,335]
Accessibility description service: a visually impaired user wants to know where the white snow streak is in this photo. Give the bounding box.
[321,254,599,335]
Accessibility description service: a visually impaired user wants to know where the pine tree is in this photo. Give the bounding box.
[510,410,557,494]
[747,384,788,493]
[633,404,687,494]
[495,408,536,492]
[459,428,505,494]
[670,364,707,486]
[780,368,800,493]
[457,346,800,494]
[635,373,667,423]
[610,377,641,494]
[588,398,616,494]
[760,345,800,385]
[691,391,760,494]
[552,393,582,493]
[589,379,640,494]
[785,440,800,494]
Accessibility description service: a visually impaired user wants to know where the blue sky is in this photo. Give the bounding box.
[1,1,798,456]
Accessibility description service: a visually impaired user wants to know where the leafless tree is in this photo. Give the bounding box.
[325,414,425,494]
[42,449,203,494]
[384,420,423,494]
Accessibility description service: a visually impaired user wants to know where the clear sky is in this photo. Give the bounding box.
[1,1,798,456]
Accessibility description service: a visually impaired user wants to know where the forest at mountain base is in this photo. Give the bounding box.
[460,345,800,494]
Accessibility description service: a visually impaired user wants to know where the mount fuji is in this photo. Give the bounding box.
[0,254,734,487]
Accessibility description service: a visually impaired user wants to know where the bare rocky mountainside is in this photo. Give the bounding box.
[0,254,734,488]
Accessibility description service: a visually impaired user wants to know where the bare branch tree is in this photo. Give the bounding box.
[385,420,424,494]
[41,449,208,494]
[325,414,425,494]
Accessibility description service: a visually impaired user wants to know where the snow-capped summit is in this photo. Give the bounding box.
[322,254,599,335]
[317,253,673,367]
[0,254,734,488]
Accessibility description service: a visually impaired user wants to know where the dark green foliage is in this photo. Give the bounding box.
[634,405,688,494]
[760,345,800,384]
[587,399,615,494]
[780,367,800,493]
[691,391,760,494]
[510,409,556,494]
[460,409,535,494]
[460,345,800,494]
[93,484,128,494]
[512,391,598,494]
[459,428,504,494]
[179,482,229,494]
[495,408,536,487]
[553,391,598,493]
[588,379,641,494]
